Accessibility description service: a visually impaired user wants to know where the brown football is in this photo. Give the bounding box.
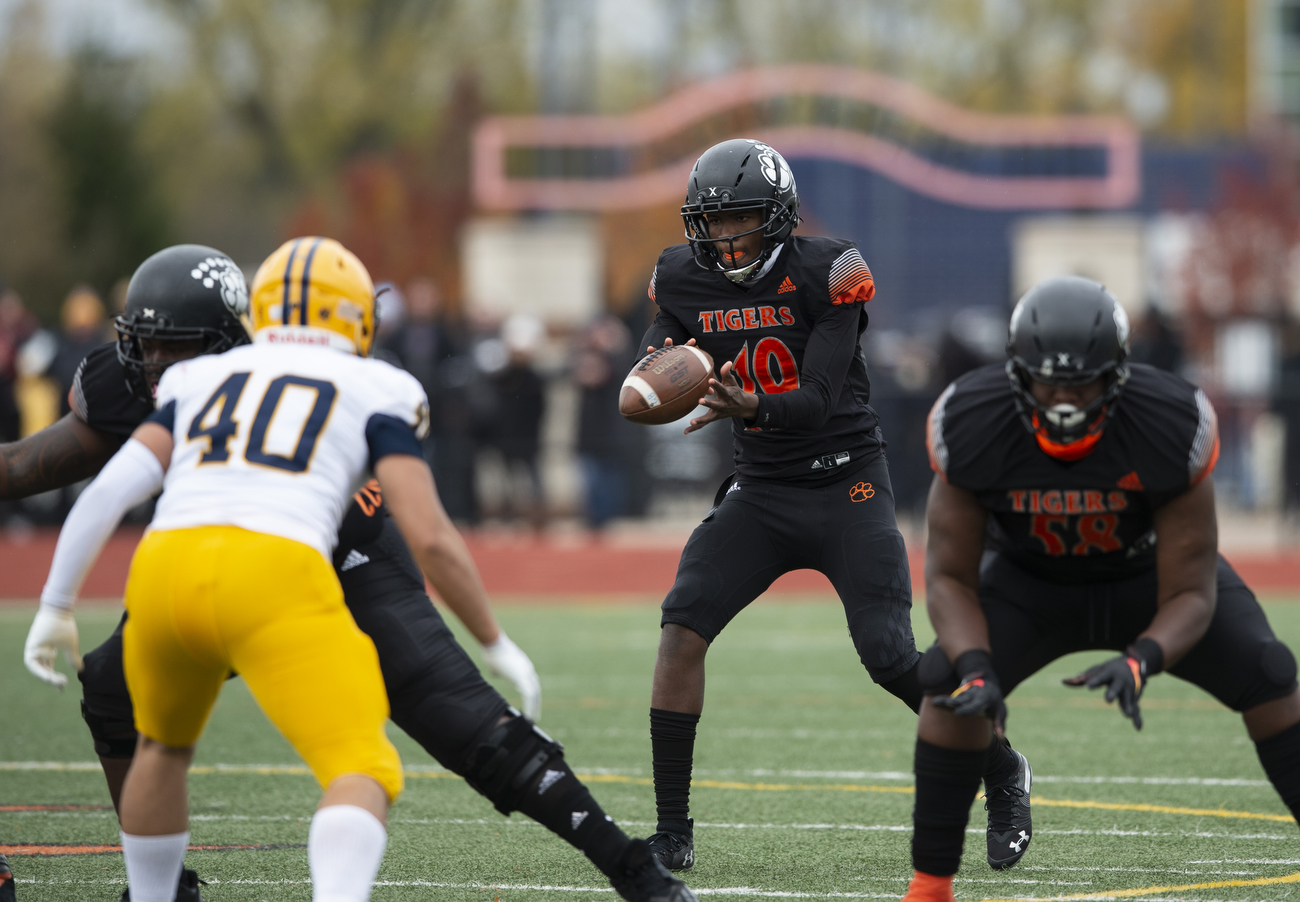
[619,344,715,425]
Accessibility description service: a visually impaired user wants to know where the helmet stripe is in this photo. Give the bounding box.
[281,238,303,327]
[298,238,324,325]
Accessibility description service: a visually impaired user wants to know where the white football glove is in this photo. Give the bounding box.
[24,604,83,690]
[481,632,541,722]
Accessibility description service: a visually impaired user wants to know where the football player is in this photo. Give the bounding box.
[23,241,696,902]
[900,276,1300,902]
[636,139,1029,872]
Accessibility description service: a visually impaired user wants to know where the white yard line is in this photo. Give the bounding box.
[0,760,1272,787]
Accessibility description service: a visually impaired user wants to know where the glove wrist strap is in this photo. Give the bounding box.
[1127,637,1165,676]
[952,649,996,684]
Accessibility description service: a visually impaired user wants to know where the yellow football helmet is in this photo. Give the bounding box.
[249,237,376,356]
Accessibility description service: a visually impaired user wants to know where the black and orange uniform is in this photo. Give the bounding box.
[642,237,916,681]
[921,361,1296,712]
[641,236,929,846]
[71,343,639,881]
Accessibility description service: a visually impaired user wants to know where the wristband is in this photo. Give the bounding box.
[1127,637,1165,676]
[952,649,997,683]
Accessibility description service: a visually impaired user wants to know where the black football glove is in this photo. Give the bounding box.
[1063,638,1164,731]
[932,649,1007,728]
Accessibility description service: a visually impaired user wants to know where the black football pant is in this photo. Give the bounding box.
[651,452,931,837]
[661,451,918,682]
[911,552,1300,876]
[918,553,1298,708]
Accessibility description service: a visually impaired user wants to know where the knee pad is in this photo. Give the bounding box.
[78,643,138,759]
[462,714,565,815]
[1262,641,1299,689]
[917,643,959,697]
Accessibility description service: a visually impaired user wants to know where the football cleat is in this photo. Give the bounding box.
[119,867,206,901]
[646,818,694,871]
[985,748,1032,870]
[610,838,698,902]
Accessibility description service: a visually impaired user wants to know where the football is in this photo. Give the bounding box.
[619,344,715,425]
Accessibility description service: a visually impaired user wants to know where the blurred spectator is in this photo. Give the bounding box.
[373,281,407,356]
[0,285,38,441]
[379,277,479,522]
[573,315,636,529]
[1129,310,1184,374]
[481,314,547,529]
[50,285,108,416]
[1275,322,1300,514]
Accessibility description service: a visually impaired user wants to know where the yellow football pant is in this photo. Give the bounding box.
[122,526,403,801]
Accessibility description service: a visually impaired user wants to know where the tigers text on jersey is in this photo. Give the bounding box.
[642,237,881,484]
[149,342,429,561]
[926,363,1219,584]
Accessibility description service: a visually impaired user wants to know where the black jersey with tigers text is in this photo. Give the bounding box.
[640,237,881,484]
[926,363,1219,584]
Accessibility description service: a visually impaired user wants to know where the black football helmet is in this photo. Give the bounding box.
[116,244,252,401]
[1006,275,1130,457]
[680,138,800,282]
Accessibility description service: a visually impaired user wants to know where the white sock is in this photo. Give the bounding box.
[309,804,388,902]
[120,831,189,902]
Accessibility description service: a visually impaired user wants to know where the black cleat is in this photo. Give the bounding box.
[646,817,694,872]
[985,748,1032,870]
[119,867,206,901]
[610,838,698,902]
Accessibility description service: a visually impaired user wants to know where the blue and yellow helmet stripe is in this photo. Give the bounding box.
[251,237,376,356]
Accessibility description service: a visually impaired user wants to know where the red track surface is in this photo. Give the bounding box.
[0,527,1297,599]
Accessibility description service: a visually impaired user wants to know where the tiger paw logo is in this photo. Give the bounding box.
[849,482,874,502]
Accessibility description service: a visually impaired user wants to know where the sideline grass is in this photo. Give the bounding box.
[2,597,1299,900]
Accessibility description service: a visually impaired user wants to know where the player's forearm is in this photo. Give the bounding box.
[0,415,119,500]
[926,574,992,662]
[635,312,691,363]
[42,439,164,608]
[415,535,500,646]
[751,314,855,430]
[1141,590,1215,668]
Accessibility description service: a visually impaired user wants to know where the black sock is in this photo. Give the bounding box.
[881,662,923,713]
[912,738,988,877]
[1255,719,1300,825]
[650,708,700,836]
[514,756,632,879]
[983,735,1019,786]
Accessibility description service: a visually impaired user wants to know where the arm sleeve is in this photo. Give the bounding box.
[365,413,423,468]
[40,439,164,610]
[751,301,864,431]
[635,309,693,365]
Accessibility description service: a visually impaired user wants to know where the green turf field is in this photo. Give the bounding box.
[4,597,1300,901]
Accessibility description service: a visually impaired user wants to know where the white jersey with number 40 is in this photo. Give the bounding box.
[149,341,429,560]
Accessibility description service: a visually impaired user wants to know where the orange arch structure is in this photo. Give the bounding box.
[473,65,1140,212]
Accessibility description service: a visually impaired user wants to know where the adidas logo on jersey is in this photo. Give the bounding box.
[571,810,589,830]
[1117,471,1144,491]
[537,769,565,794]
[340,549,370,571]
[777,276,797,294]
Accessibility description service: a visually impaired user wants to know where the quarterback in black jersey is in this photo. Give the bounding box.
[901,276,1300,902]
[16,245,697,902]
[638,139,1027,872]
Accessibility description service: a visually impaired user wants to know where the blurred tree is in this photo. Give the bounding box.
[48,47,172,297]
[144,0,530,282]
[0,1,66,319]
